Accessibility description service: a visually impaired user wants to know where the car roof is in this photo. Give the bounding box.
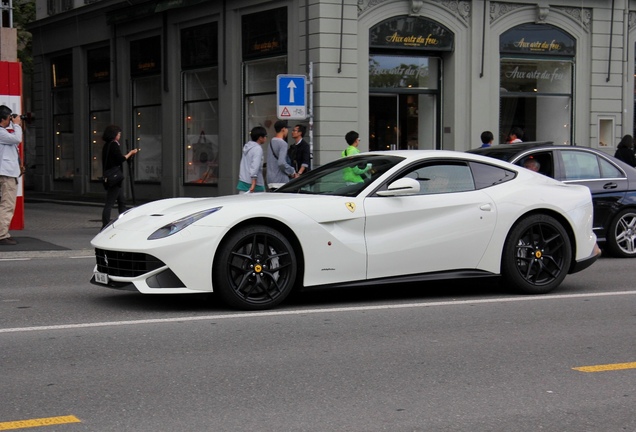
[467,141,554,159]
[362,149,525,168]
[467,142,636,179]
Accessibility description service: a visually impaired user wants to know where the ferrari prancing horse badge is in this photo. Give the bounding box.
[345,202,356,213]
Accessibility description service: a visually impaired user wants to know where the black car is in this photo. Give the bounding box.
[469,142,636,258]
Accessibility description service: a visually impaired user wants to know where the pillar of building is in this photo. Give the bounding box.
[0,27,17,61]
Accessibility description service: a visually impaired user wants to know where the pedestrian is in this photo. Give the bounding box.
[614,134,636,167]
[266,120,296,188]
[237,126,267,193]
[507,127,523,143]
[341,130,370,184]
[342,130,361,157]
[0,105,23,246]
[290,124,311,175]
[479,130,494,148]
[101,125,138,228]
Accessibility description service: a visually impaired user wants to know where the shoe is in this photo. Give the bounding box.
[0,237,18,245]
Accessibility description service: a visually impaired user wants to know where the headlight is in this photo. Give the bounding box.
[148,207,221,240]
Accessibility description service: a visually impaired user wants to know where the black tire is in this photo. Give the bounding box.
[501,214,572,294]
[605,209,636,258]
[214,225,297,310]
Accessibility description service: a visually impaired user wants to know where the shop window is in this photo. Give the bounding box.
[184,69,219,184]
[51,54,73,180]
[242,7,287,60]
[369,55,438,89]
[499,24,575,145]
[133,76,162,182]
[598,118,614,148]
[500,58,572,144]
[244,57,287,137]
[242,7,288,140]
[89,84,111,181]
[87,46,111,182]
[131,36,162,182]
[181,23,219,185]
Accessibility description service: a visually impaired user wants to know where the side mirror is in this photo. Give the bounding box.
[376,177,420,196]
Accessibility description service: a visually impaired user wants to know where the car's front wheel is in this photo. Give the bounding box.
[501,214,572,294]
[214,225,297,310]
[606,209,636,258]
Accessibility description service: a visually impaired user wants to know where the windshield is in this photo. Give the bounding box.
[275,154,403,196]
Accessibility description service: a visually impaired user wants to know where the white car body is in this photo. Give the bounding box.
[91,150,599,309]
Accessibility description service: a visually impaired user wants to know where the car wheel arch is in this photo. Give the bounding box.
[506,209,578,273]
[214,217,305,282]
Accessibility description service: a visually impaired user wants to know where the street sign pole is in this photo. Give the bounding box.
[308,63,313,170]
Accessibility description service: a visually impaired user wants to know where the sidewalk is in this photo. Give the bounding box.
[0,197,104,258]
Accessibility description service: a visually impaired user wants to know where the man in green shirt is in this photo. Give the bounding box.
[341,131,370,184]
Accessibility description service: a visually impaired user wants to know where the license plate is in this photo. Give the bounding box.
[94,271,109,284]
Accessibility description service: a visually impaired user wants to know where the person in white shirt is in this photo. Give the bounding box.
[0,105,23,246]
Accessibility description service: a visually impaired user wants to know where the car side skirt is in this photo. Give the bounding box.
[300,269,499,291]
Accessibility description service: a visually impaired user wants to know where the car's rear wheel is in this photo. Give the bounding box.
[606,209,636,258]
[214,225,297,310]
[502,214,572,294]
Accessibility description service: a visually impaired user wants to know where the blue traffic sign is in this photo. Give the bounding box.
[277,74,307,120]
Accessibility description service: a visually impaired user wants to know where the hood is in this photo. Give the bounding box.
[242,140,259,155]
[105,193,349,233]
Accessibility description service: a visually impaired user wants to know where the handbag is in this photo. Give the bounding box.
[101,142,125,189]
[103,165,124,187]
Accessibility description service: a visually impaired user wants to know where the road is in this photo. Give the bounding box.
[1,254,635,431]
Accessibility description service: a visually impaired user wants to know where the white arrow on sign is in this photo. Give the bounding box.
[287,80,297,104]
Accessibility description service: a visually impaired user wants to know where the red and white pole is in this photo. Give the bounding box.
[0,60,24,230]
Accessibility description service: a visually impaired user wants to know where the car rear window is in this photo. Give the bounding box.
[469,162,516,189]
[468,148,516,162]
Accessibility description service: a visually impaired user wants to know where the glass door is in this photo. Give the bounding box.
[369,93,437,151]
[370,95,397,151]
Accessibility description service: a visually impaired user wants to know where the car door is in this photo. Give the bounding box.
[363,160,498,280]
[554,149,628,235]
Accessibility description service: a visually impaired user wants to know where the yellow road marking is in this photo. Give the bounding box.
[573,362,636,373]
[0,415,80,430]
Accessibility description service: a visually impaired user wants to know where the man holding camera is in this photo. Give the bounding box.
[0,105,23,246]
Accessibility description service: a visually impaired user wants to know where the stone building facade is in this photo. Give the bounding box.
[25,0,636,201]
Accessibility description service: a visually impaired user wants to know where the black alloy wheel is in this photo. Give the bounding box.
[214,225,297,310]
[502,214,572,294]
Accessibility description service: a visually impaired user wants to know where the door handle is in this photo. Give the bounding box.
[603,182,618,189]
[479,204,492,211]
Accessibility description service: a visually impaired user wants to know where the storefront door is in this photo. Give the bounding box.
[368,15,453,152]
[369,93,437,151]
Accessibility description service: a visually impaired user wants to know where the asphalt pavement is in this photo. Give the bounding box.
[0,197,105,258]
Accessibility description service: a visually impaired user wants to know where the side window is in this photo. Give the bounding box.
[470,162,516,189]
[515,151,554,177]
[402,161,475,195]
[599,157,624,178]
[561,151,601,180]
